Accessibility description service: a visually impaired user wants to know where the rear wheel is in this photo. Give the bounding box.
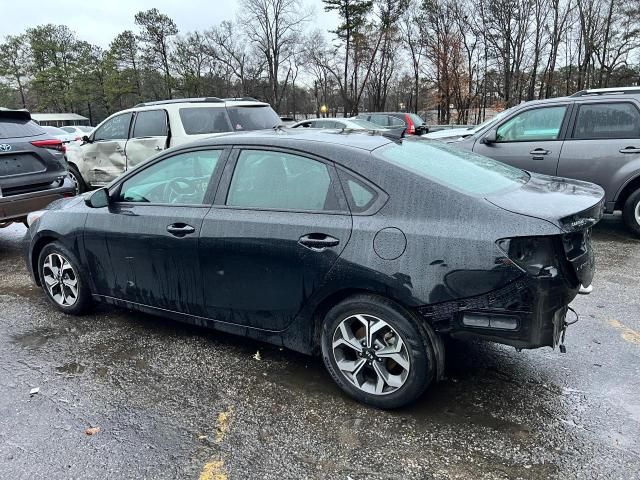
[320,294,437,409]
[38,242,92,315]
[622,189,640,236]
[67,164,86,195]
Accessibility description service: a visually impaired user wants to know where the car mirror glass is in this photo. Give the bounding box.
[85,187,109,208]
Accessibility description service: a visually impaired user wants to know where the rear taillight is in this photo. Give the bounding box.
[496,237,559,278]
[31,139,66,153]
[404,114,415,134]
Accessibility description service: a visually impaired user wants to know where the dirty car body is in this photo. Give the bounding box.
[26,131,604,406]
[27,130,604,349]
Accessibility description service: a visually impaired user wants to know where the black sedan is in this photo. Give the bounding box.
[25,129,604,408]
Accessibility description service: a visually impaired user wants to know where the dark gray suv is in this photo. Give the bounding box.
[455,87,640,235]
[0,109,75,225]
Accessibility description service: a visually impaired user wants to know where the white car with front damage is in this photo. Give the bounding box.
[66,97,280,193]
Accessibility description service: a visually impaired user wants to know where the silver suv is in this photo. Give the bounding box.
[66,97,280,192]
[455,87,640,235]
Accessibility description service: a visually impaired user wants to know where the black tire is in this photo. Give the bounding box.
[622,188,640,237]
[37,241,93,315]
[67,164,87,194]
[320,294,438,409]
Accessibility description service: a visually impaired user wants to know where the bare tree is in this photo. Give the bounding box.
[240,0,309,109]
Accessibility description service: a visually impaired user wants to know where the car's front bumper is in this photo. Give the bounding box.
[0,177,75,223]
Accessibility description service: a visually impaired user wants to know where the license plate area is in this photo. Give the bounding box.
[0,153,46,176]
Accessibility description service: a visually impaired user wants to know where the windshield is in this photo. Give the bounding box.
[470,108,514,132]
[375,139,529,195]
[227,105,280,131]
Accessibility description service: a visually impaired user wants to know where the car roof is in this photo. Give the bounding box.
[112,98,270,115]
[182,128,394,152]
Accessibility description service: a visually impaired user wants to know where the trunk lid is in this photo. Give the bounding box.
[485,172,605,232]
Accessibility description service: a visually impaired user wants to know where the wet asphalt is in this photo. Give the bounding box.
[0,217,638,480]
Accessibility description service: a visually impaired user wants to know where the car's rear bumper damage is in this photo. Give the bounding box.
[417,228,595,350]
[416,276,577,349]
[0,176,75,223]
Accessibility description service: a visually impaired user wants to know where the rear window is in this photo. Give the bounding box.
[375,139,529,195]
[179,107,232,135]
[0,119,46,139]
[227,106,280,131]
[407,113,424,126]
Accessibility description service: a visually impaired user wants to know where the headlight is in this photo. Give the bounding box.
[26,210,46,227]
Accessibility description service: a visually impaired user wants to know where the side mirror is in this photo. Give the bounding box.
[85,187,110,208]
[481,129,498,144]
[82,135,92,144]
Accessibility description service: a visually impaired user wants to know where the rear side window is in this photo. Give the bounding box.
[227,106,280,131]
[496,106,567,142]
[573,103,640,139]
[133,110,168,138]
[227,150,338,211]
[375,139,529,195]
[180,108,231,135]
[0,119,45,139]
[339,171,377,213]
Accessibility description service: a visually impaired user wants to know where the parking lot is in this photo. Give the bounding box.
[0,216,638,479]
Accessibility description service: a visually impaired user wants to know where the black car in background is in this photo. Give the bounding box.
[0,109,75,225]
[356,112,429,135]
[25,129,603,408]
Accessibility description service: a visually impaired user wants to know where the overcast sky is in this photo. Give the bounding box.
[3,0,338,47]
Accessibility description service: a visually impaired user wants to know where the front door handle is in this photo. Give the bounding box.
[154,146,162,151]
[530,148,550,155]
[298,233,340,252]
[166,223,196,237]
[619,146,640,154]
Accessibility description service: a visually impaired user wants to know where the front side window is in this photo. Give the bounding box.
[496,106,567,142]
[94,113,133,141]
[133,110,168,138]
[227,150,337,211]
[118,150,221,204]
[179,108,231,135]
[375,139,529,195]
[573,103,640,139]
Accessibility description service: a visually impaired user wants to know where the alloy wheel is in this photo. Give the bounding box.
[42,253,79,307]
[67,171,80,195]
[332,314,411,395]
[635,202,640,226]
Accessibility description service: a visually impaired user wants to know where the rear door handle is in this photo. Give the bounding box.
[166,223,196,237]
[298,233,340,251]
[619,146,640,153]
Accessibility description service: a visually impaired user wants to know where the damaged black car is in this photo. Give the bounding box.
[25,129,604,408]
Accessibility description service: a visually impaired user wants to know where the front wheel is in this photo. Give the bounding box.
[67,164,87,195]
[320,294,437,409]
[622,188,640,237]
[38,242,92,315]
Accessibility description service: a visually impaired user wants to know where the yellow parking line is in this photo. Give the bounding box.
[199,406,234,480]
[608,320,640,345]
[215,406,234,444]
[199,460,227,480]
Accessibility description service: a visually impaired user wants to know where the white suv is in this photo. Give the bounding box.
[66,97,280,192]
